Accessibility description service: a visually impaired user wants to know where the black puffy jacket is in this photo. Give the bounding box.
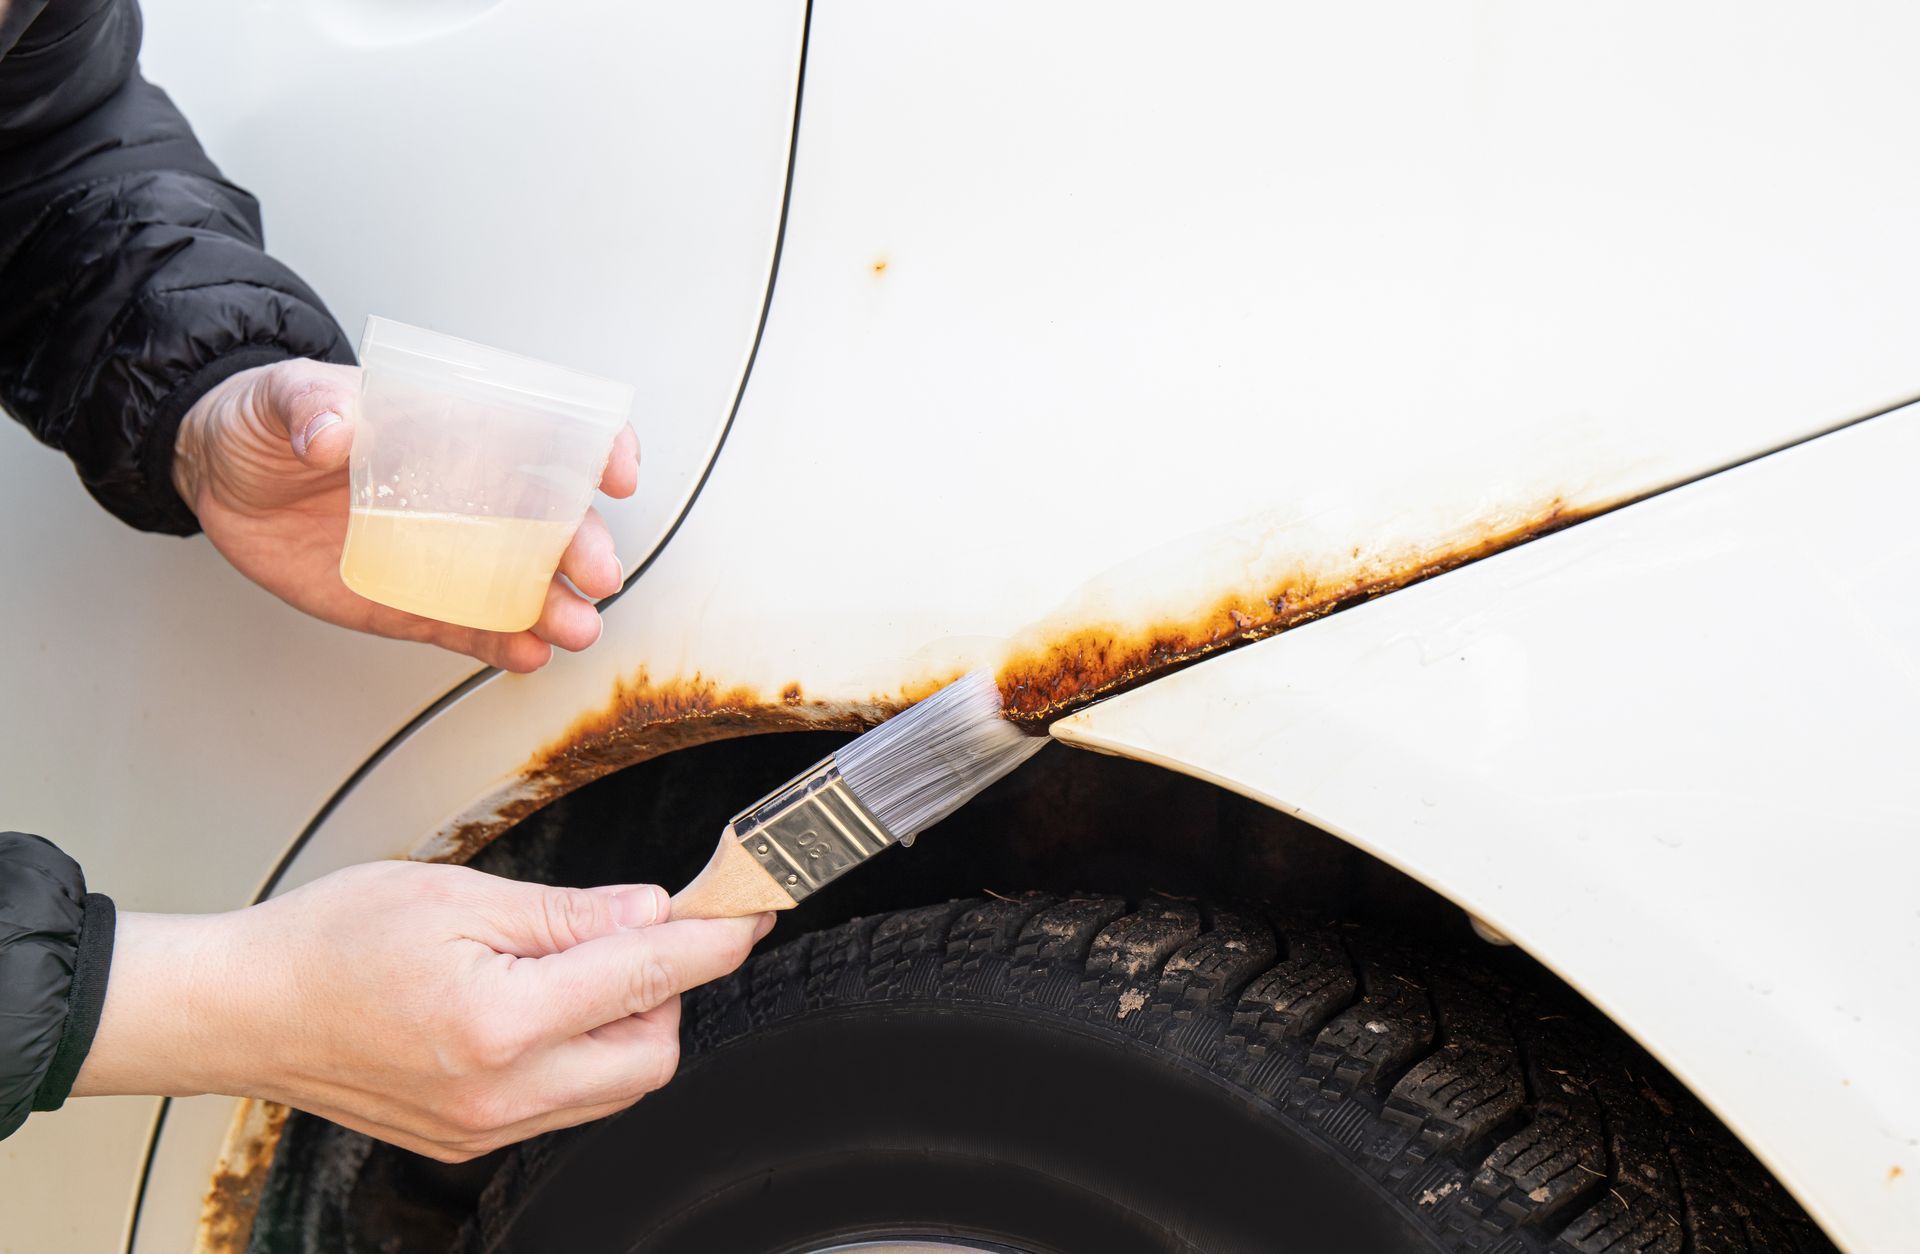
[1,0,351,1138]
[0,834,113,1140]
[1,0,352,533]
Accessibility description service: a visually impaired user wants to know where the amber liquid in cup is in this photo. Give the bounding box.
[340,510,576,633]
[339,317,633,634]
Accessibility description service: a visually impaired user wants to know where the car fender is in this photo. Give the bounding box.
[1054,409,1920,1253]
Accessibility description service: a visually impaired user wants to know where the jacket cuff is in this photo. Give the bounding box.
[138,343,303,537]
[30,892,115,1113]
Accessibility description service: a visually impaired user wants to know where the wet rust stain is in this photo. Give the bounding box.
[432,672,888,863]
[195,1099,288,1253]
[426,495,1601,864]
[997,499,1598,723]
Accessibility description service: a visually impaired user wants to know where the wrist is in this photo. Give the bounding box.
[170,397,210,518]
[70,910,252,1099]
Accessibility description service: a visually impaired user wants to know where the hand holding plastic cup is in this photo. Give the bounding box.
[339,317,635,634]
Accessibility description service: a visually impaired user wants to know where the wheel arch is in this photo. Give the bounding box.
[171,406,1920,1251]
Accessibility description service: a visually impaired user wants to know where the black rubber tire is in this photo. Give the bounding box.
[459,895,1833,1254]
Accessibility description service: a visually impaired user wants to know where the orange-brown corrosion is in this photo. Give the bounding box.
[196,1101,289,1253]
[435,672,886,861]
[433,496,1600,862]
[996,500,1597,723]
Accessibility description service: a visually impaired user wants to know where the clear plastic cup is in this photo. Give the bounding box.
[339,317,634,633]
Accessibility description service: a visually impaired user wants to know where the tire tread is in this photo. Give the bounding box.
[678,898,1833,1254]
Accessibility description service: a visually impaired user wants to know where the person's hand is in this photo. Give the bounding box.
[171,358,642,672]
[72,862,772,1161]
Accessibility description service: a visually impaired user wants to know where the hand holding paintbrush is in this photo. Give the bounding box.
[673,672,1046,920]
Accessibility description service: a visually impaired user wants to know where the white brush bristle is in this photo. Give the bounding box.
[835,670,1046,843]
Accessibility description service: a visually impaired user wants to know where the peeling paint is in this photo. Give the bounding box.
[194,1099,288,1254]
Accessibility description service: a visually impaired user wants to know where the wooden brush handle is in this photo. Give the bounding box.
[671,833,797,920]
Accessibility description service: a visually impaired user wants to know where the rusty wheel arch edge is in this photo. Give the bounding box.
[163,415,1920,1254]
[170,498,1604,1254]
[173,405,1916,1254]
[424,493,1603,864]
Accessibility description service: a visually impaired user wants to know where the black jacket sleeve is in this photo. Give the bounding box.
[0,0,353,535]
[0,832,115,1141]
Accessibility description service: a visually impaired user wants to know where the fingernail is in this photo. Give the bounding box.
[608,553,624,587]
[751,912,776,942]
[292,411,341,460]
[612,887,663,929]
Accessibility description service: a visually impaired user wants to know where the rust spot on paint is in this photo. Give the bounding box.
[1892,1165,1906,1183]
[196,1100,288,1253]
[780,682,804,704]
[996,499,1597,723]
[872,258,888,274]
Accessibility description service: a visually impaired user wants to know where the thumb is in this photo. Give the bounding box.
[261,359,361,471]
[483,881,671,958]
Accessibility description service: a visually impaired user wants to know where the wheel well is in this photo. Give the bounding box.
[472,729,1507,969]
[249,730,1785,1251]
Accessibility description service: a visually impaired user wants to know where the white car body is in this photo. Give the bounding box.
[2,2,1916,1250]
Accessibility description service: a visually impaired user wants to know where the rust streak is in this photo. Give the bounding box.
[995,498,1598,724]
[432,495,1602,862]
[434,671,888,863]
[195,1100,289,1253]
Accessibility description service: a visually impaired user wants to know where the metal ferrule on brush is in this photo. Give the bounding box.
[727,756,897,905]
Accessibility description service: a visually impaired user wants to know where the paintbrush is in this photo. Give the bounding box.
[672,671,1046,920]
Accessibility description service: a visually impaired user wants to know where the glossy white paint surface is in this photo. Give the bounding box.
[0,1,804,1248]
[1057,408,1920,1251]
[10,1,1920,1248]
[141,0,804,573]
[0,1096,155,1254]
[270,0,1920,890]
